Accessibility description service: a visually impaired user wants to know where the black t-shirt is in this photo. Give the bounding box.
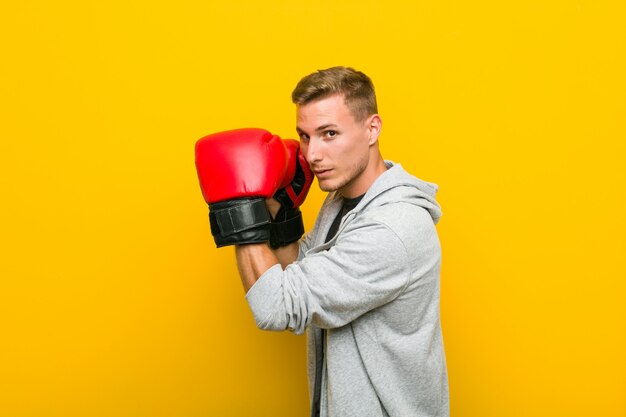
[324,194,365,243]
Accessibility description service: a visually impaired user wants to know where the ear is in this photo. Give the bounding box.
[366,114,382,146]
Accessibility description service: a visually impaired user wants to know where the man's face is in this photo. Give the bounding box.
[296,94,374,197]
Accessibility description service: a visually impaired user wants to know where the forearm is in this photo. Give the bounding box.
[235,240,299,293]
[234,244,273,293]
[273,241,299,269]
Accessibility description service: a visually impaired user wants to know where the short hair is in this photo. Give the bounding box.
[291,66,378,122]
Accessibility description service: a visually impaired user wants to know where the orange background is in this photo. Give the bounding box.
[1,1,624,416]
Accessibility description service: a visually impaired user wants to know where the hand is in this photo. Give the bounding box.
[194,128,288,247]
[269,139,314,249]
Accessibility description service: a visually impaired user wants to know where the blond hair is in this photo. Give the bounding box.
[291,66,378,122]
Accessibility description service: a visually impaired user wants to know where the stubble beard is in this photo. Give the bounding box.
[318,156,369,196]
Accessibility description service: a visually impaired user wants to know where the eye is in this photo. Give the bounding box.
[324,130,337,138]
[299,133,310,143]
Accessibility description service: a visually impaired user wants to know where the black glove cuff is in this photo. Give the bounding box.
[209,198,271,247]
[269,208,305,249]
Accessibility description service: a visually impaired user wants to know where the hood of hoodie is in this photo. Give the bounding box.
[330,161,442,225]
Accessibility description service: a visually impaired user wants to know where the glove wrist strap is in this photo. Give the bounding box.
[269,208,305,249]
[209,198,271,247]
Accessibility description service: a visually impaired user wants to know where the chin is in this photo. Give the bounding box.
[316,178,336,192]
[318,182,337,193]
[318,177,349,194]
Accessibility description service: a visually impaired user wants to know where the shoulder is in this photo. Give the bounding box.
[356,197,440,253]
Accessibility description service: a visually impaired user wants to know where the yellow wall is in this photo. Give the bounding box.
[1,1,624,416]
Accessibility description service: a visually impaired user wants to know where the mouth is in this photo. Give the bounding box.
[313,168,333,179]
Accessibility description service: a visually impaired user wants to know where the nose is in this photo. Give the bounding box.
[303,139,322,164]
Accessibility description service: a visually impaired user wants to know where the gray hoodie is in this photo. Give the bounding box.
[246,161,449,417]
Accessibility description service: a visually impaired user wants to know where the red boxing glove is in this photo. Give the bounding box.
[195,128,288,247]
[270,139,314,248]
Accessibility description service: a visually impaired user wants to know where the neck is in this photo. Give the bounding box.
[340,151,388,199]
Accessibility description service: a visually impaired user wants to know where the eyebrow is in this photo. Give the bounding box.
[296,124,338,135]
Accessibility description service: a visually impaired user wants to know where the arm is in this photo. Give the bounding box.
[194,129,312,296]
[235,244,277,293]
[235,198,300,293]
[235,242,298,293]
[244,215,424,334]
[272,241,299,270]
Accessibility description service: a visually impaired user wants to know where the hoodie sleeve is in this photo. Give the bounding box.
[245,217,412,334]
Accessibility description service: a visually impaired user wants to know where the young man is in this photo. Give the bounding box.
[195,67,449,417]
